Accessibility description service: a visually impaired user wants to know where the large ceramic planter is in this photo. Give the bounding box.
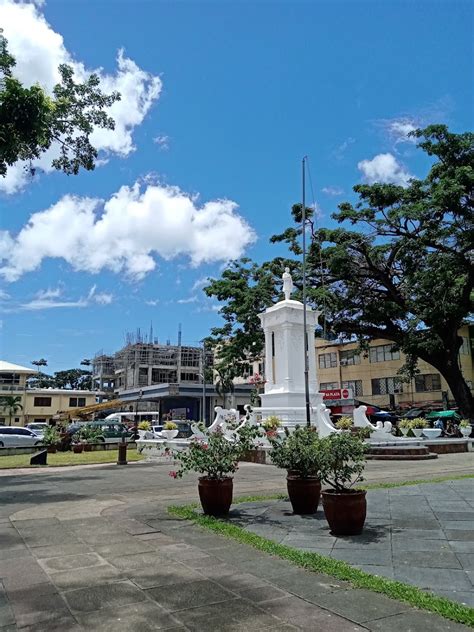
[422,428,442,439]
[460,427,472,438]
[72,444,84,454]
[322,489,367,536]
[46,445,57,454]
[84,443,93,452]
[287,475,321,514]
[400,427,409,437]
[161,429,179,441]
[198,477,233,516]
[411,428,424,437]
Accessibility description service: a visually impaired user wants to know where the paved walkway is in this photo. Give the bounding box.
[230,479,474,607]
[0,456,473,630]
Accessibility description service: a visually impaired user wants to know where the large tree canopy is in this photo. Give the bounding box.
[0,30,120,178]
[205,125,474,417]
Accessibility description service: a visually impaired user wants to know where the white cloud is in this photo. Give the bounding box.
[332,137,355,160]
[145,299,160,306]
[0,289,10,300]
[192,277,209,291]
[0,181,256,282]
[19,284,113,310]
[321,186,343,196]
[153,135,170,150]
[177,296,198,304]
[357,153,412,186]
[380,118,418,145]
[0,0,161,193]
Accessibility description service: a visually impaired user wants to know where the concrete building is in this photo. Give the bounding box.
[0,361,99,425]
[315,324,473,410]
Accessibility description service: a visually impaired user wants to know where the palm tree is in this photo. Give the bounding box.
[0,395,23,426]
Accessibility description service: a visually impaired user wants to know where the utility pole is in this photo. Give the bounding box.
[302,157,311,427]
[201,341,207,426]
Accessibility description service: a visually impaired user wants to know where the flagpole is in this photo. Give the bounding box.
[302,157,311,427]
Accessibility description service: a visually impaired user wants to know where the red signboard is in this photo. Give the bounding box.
[321,388,353,401]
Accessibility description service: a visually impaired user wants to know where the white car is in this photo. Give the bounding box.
[0,427,44,448]
[26,423,48,439]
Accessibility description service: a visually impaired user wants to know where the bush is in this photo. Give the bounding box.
[42,425,60,446]
[459,419,471,428]
[270,426,326,478]
[320,432,367,492]
[170,424,259,480]
[409,418,428,430]
[77,425,102,443]
[262,416,282,431]
[138,421,151,431]
[164,421,178,430]
[399,418,411,429]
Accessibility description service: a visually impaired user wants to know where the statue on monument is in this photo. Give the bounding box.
[282,267,294,301]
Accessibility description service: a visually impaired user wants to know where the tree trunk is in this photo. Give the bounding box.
[429,349,474,419]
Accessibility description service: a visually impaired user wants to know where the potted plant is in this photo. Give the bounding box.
[71,432,84,453]
[78,426,101,451]
[262,415,282,438]
[409,418,428,437]
[398,418,411,437]
[269,426,326,514]
[170,425,257,516]
[42,425,60,453]
[137,421,151,439]
[320,432,367,535]
[335,416,353,432]
[459,420,472,438]
[161,421,179,441]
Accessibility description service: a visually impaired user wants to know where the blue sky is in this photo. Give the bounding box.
[0,0,472,373]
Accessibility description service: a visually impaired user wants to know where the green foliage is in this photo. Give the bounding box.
[164,421,177,430]
[205,126,474,417]
[262,415,282,431]
[42,425,60,446]
[320,433,367,492]
[0,395,23,425]
[269,426,327,479]
[459,419,471,428]
[335,416,353,430]
[27,368,92,390]
[77,425,102,443]
[138,421,151,431]
[409,418,428,429]
[0,30,120,178]
[398,418,411,429]
[170,425,259,480]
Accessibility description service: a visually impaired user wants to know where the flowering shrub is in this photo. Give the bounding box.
[170,425,259,480]
[164,421,178,430]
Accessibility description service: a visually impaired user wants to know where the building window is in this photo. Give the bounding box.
[0,373,20,385]
[460,337,471,355]
[69,397,86,407]
[138,367,149,386]
[320,382,339,390]
[342,380,363,396]
[414,374,441,392]
[371,377,403,395]
[319,352,337,369]
[369,344,400,363]
[339,350,360,366]
[180,372,199,382]
[33,397,52,407]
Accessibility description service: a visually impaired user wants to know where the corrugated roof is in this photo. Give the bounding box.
[0,360,35,373]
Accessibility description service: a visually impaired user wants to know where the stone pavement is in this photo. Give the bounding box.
[230,478,474,607]
[0,456,473,630]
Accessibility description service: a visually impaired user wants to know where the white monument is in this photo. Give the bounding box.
[257,269,322,419]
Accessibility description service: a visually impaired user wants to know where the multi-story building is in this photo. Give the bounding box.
[0,361,99,425]
[315,324,473,410]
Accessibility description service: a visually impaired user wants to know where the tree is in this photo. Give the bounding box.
[206,126,474,418]
[26,372,55,389]
[0,30,120,178]
[0,395,23,426]
[52,369,92,390]
[214,364,237,409]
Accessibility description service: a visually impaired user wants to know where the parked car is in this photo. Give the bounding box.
[151,425,164,438]
[26,423,48,438]
[174,421,192,438]
[0,427,43,448]
[84,420,134,443]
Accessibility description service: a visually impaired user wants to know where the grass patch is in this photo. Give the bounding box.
[365,473,474,490]
[0,448,144,469]
[169,494,474,628]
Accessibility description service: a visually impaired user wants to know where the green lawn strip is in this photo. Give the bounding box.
[0,449,144,469]
[365,473,474,490]
[168,503,474,627]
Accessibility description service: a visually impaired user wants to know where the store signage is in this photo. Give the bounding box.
[321,388,353,401]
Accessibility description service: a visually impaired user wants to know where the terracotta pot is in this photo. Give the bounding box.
[322,489,367,536]
[73,444,84,454]
[286,475,321,514]
[198,477,233,516]
[84,444,93,452]
[46,445,56,454]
